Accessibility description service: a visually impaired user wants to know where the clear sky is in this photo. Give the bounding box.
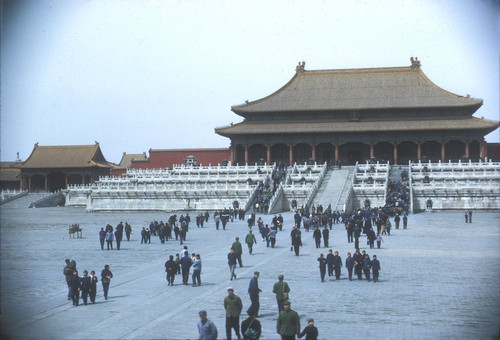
[1,0,499,164]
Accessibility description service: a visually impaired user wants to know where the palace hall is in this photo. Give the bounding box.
[215,59,499,166]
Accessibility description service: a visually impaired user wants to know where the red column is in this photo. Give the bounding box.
[393,143,398,165]
[45,175,48,192]
[289,144,293,165]
[230,146,235,164]
[417,142,421,162]
[267,145,271,165]
[482,141,488,160]
[244,145,249,164]
[441,142,445,162]
[335,144,339,163]
[311,144,316,162]
[28,176,32,192]
[370,143,374,158]
[464,142,469,159]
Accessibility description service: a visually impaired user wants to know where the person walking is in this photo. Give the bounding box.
[105,230,114,250]
[353,250,363,280]
[198,310,218,340]
[273,274,290,313]
[245,230,257,255]
[165,255,178,286]
[376,233,384,249]
[232,237,243,267]
[63,259,72,300]
[192,254,202,286]
[291,227,302,256]
[224,287,243,340]
[101,264,113,300]
[180,251,192,285]
[247,272,262,317]
[362,254,371,281]
[345,252,354,281]
[125,222,132,241]
[80,270,91,305]
[99,228,106,250]
[115,225,123,250]
[322,227,329,248]
[367,227,376,249]
[70,270,81,306]
[228,248,238,280]
[89,270,98,303]
[371,255,381,283]
[313,227,321,248]
[317,254,327,282]
[326,250,334,278]
[298,318,318,340]
[403,214,408,229]
[276,300,300,340]
[333,251,342,280]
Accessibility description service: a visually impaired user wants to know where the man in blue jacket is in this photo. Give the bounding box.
[371,255,381,283]
[181,251,192,285]
[247,271,262,317]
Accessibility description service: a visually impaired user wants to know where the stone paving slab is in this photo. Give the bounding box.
[0,202,499,339]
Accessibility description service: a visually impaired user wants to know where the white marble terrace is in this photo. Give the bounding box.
[410,159,500,211]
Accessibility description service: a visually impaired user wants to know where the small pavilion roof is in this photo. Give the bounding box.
[231,60,483,116]
[20,143,114,169]
[215,117,499,136]
[115,152,148,169]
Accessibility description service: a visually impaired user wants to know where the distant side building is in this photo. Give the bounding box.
[19,142,114,192]
[129,148,231,170]
[111,152,148,176]
[0,162,22,190]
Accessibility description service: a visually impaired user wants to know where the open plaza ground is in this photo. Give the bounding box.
[1,197,499,340]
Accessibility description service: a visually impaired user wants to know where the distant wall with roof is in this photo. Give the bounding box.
[129,148,231,170]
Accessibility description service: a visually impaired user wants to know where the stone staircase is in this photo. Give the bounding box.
[1,193,53,209]
[388,165,409,184]
[310,167,353,211]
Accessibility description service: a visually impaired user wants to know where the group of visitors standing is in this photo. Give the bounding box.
[164,246,202,287]
[99,221,131,250]
[199,272,319,340]
[63,259,113,306]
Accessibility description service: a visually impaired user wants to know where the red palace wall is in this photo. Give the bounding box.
[130,148,231,170]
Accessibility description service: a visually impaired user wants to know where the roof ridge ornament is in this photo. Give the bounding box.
[410,57,421,68]
[296,61,306,73]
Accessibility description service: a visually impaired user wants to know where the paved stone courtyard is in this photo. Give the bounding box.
[1,199,499,339]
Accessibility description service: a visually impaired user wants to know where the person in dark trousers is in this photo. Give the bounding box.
[345,252,354,281]
[326,250,335,277]
[80,270,91,305]
[192,254,202,286]
[224,287,243,340]
[403,214,408,229]
[180,251,192,285]
[99,228,106,250]
[241,311,261,340]
[322,227,329,248]
[105,230,114,250]
[273,274,290,313]
[317,254,327,282]
[125,222,132,241]
[101,264,113,300]
[277,300,300,340]
[362,254,371,281]
[63,259,72,300]
[247,272,262,317]
[245,230,257,254]
[371,255,381,282]
[115,224,123,250]
[353,250,364,280]
[367,227,376,249]
[228,248,238,280]
[298,318,318,340]
[89,270,98,303]
[70,270,81,306]
[333,251,342,280]
[291,227,302,256]
[468,209,472,223]
[394,214,400,229]
[313,227,321,248]
[232,237,243,267]
[165,255,178,286]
